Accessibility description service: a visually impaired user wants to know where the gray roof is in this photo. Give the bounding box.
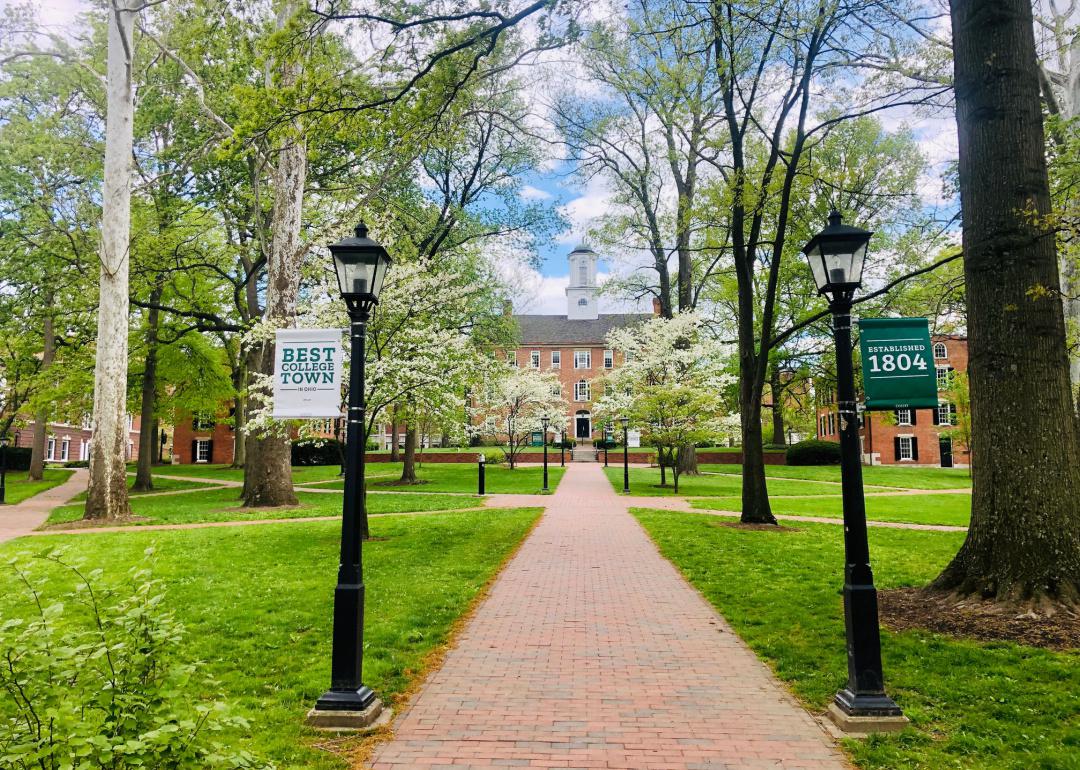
[514,313,651,345]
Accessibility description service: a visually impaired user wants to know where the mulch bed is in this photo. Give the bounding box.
[373,479,430,488]
[710,521,801,533]
[42,515,152,530]
[880,587,1080,651]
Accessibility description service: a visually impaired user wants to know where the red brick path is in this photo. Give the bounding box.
[369,463,847,769]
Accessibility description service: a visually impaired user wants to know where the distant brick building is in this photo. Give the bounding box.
[506,245,652,442]
[173,409,337,465]
[816,335,969,467]
[10,414,142,464]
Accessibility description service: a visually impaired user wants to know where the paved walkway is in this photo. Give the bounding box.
[0,469,89,543]
[369,463,847,770]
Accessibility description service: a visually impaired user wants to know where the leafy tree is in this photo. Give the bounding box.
[469,367,568,469]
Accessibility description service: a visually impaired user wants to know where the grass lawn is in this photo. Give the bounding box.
[148,463,350,484]
[66,474,216,503]
[633,508,1080,769]
[691,492,972,528]
[603,465,845,497]
[701,463,972,490]
[310,463,566,495]
[45,487,484,528]
[0,468,74,505]
[0,508,540,768]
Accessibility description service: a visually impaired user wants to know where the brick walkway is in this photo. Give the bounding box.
[0,469,88,543]
[369,463,847,770]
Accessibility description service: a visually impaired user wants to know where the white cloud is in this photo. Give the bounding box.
[520,184,553,201]
[556,174,613,245]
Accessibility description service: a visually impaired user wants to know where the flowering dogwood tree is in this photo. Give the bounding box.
[470,367,569,469]
[594,313,737,490]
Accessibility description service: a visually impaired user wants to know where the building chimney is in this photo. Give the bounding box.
[652,297,662,316]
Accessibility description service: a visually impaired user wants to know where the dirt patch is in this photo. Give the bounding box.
[374,479,430,488]
[709,521,801,533]
[880,587,1080,651]
[41,515,152,530]
[217,504,312,514]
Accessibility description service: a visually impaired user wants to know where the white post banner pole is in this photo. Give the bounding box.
[272,329,344,418]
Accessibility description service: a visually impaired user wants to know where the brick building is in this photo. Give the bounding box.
[507,245,651,443]
[173,410,337,464]
[10,415,142,464]
[816,335,969,467]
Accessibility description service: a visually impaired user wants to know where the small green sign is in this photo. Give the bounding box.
[858,317,938,410]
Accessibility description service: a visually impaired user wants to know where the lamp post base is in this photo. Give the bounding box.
[308,688,387,731]
[827,701,908,735]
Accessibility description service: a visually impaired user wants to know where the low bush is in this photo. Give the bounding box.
[63,460,90,468]
[3,446,32,471]
[290,438,341,466]
[786,439,842,465]
[0,550,269,769]
[477,448,506,464]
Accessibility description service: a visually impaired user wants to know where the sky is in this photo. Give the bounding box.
[9,0,961,316]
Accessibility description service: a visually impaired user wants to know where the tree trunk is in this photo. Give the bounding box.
[676,444,699,475]
[241,1,304,508]
[84,1,136,521]
[230,361,248,468]
[739,382,776,524]
[389,404,399,461]
[931,0,1080,607]
[770,367,786,446]
[28,299,54,481]
[658,451,667,487]
[133,294,161,492]
[400,423,418,483]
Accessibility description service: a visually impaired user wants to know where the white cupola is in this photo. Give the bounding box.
[565,244,599,320]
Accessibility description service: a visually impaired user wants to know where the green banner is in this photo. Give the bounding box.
[858,317,939,410]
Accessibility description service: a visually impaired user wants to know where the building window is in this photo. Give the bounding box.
[937,402,952,425]
[574,380,590,402]
[896,408,913,426]
[898,436,914,461]
[195,439,211,463]
[577,297,588,306]
[46,437,55,461]
[81,415,93,430]
[506,351,517,367]
[60,438,70,462]
[574,350,591,369]
[530,350,540,368]
[603,349,614,369]
[127,442,134,460]
[81,440,91,461]
[550,350,561,369]
[126,414,134,432]
[936,366,951,390]
[579,264,588,284]
[551,384,562,397]
[933,342,947,360]
[193,413,215,431]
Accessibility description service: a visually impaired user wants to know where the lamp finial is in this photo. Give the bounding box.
[354,221,368,238]
[828,210,842,227]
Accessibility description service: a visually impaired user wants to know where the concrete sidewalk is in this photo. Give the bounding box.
[369,463,847,770]
[0,469,88,543]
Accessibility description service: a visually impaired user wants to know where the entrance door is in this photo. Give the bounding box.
[939,437,953,468]
[575,411,591,439]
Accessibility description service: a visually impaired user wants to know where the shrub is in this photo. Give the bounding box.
[3,446,32,471]
[786,439,841,465]
[0,550,270,769]
[290,438,342,466]
[64,460,90,468]
[476,448,506,464]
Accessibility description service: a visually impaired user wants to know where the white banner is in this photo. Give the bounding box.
[272,329,344,418]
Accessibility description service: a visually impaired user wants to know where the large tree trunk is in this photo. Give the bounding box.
[675,444,699,475]
[132,294,161,492]
[399,423,418,483]
[230,362,247,468]
[770,367,786,446]
[736,277,776,524]
[931,0,1080,607]
[389,403,400,461]
[28,300,54,481]
[84,1,135,521]
[241,2,304,508]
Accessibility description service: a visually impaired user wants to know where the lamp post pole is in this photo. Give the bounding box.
[0,436,8,505]
[620,418,630,494]
[541,417,550,493]
[560,429,565,467]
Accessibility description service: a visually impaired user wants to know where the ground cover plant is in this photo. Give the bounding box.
[44,487,482,528]
[310,463,565,495]
[691,493,972,527]
[632,508,1080,769]
[0,508,541,768]
[603,466,844,497]
[0,469,74,505]
[700,464,971,490]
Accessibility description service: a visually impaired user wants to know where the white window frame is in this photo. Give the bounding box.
[936,366,950,390]
[195,439,211,463]
[898,435,914,462]
[603,349,614,369]
[938,402,952,425]
[896,408,913,426]
[506,351,517,367]
[574,350,591,369]
[579,263,588,284]
[81,415,93,430]
[530,350,540,368]
[574,380,590,402]
[60,438,70,462]
[126,414,134,432]
[550,350,561,369]
[933,342,947,360]
[46,437,55,461]
[550,384,562,397]
[81,440,91,461]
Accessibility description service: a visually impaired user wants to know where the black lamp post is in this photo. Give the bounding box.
[802,211,903,725]
[310,222,391,727]
[540,416,550,492]
[560,428,566,467]
[620,416,630,494]
[0,434,8,505]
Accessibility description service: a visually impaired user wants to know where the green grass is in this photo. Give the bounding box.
[0,468,74,505]
[309,463,566,495]
[691,493,972,527]
[603,465,847,497]
[700,463,971,490]
[67,474,216,503]
[149,463,350,484]
[45,487,484,528]
[632,508,1080,769]
[0,508,540,769]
